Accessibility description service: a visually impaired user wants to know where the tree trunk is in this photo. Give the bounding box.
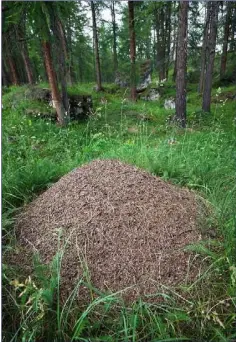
[199,3,211,93]
[175,1,189,128]
[153,27,156,69]
[57,18,72,86]
[2,59,10,87]
[67,16,75,83]
[155,4,165,80]
[9,58,18,85]
[20,43,34,85]
[111,1,118,77]
[91,1,103,91]
[173,42,178,82]
[165,2,172,80]
[4,36,18,86]
[220,2,232,79]
[202,2,219,113]
[158,5,166,81]
[17,23,34,85]
[52,16,69,113]
[230,4,236,51]
[172,2,178,82]
[154,5,160,73]
[128,1,137,101]
[145,35,151,60]
[42,40,66,126]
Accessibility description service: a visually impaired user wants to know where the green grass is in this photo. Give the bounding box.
[2,82,236,341]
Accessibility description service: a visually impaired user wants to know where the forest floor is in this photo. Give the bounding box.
[2,81,236,341]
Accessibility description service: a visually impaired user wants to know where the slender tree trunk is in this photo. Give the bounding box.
[173,35,178,82]
[146,35,151,60]
[9,58,18,85]
[42,40,66,126]
[128,1,137,101]
[40,44,48,83]
[175,1,188,128]
[91,1,102,91]
[52,16,69,113]
[153,28,156,69]
[111,1,118,77]
[199,3,211,93]
[220,2,232,79]
[78,54,83,82]
[17,23,34,85]
[230,4,236,51]
[158,5,166,81]
[57,18,72,86]
[165,2,172,80]
[154,4,163,79]
[171,1,177,62]
[172,2,178,82]
[67,16,75,83]
[202,2,219,113]
[4,36,18,86]
[21,49,34,84]
[2,59,10,87]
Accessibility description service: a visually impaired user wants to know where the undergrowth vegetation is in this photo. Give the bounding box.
[2,82,236,341]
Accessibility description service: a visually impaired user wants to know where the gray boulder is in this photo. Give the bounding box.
[164,98,175,110]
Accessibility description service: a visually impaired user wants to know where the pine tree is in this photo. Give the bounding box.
[38,2,66,126]
[175,1,189,128]
[202,1,219,113]
[128,1,137,101]
[17,20,34,85]
[220,2,232,79]
[111,1,118,77]
[199,2,211,93]
[91,1,103,91]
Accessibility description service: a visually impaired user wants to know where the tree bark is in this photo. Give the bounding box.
[3,34,19,86]
[128,1,137,101]
[21,48,34,85]
[230,4,236,51]
[199,3,211,93]
[17,22,34,85]
[57,18,72,86]
[111,1,118,77]
[8,58,18,85]
[154,5,160,74]
[67,16,76,83]
[155,4,166,81]
[172,2,178,82]
[175,1,188,128]
[220,2,232,79]
[52,16,69,113]
[173,45,177,82]
[42,40,66,126]
[202,2,219,113]
[153,27,156,69]
[91,1,103,91]
[158,5,166,81]
[165,2,172,80]
[2,59,10,87]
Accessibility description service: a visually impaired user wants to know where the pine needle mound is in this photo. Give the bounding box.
[14,159,202,302]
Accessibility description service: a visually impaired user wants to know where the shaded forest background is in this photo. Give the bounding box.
[2,1,236,118]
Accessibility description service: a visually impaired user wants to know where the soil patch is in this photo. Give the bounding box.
[12,160,203,303]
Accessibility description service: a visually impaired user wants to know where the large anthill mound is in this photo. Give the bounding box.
[13,160,202,302]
